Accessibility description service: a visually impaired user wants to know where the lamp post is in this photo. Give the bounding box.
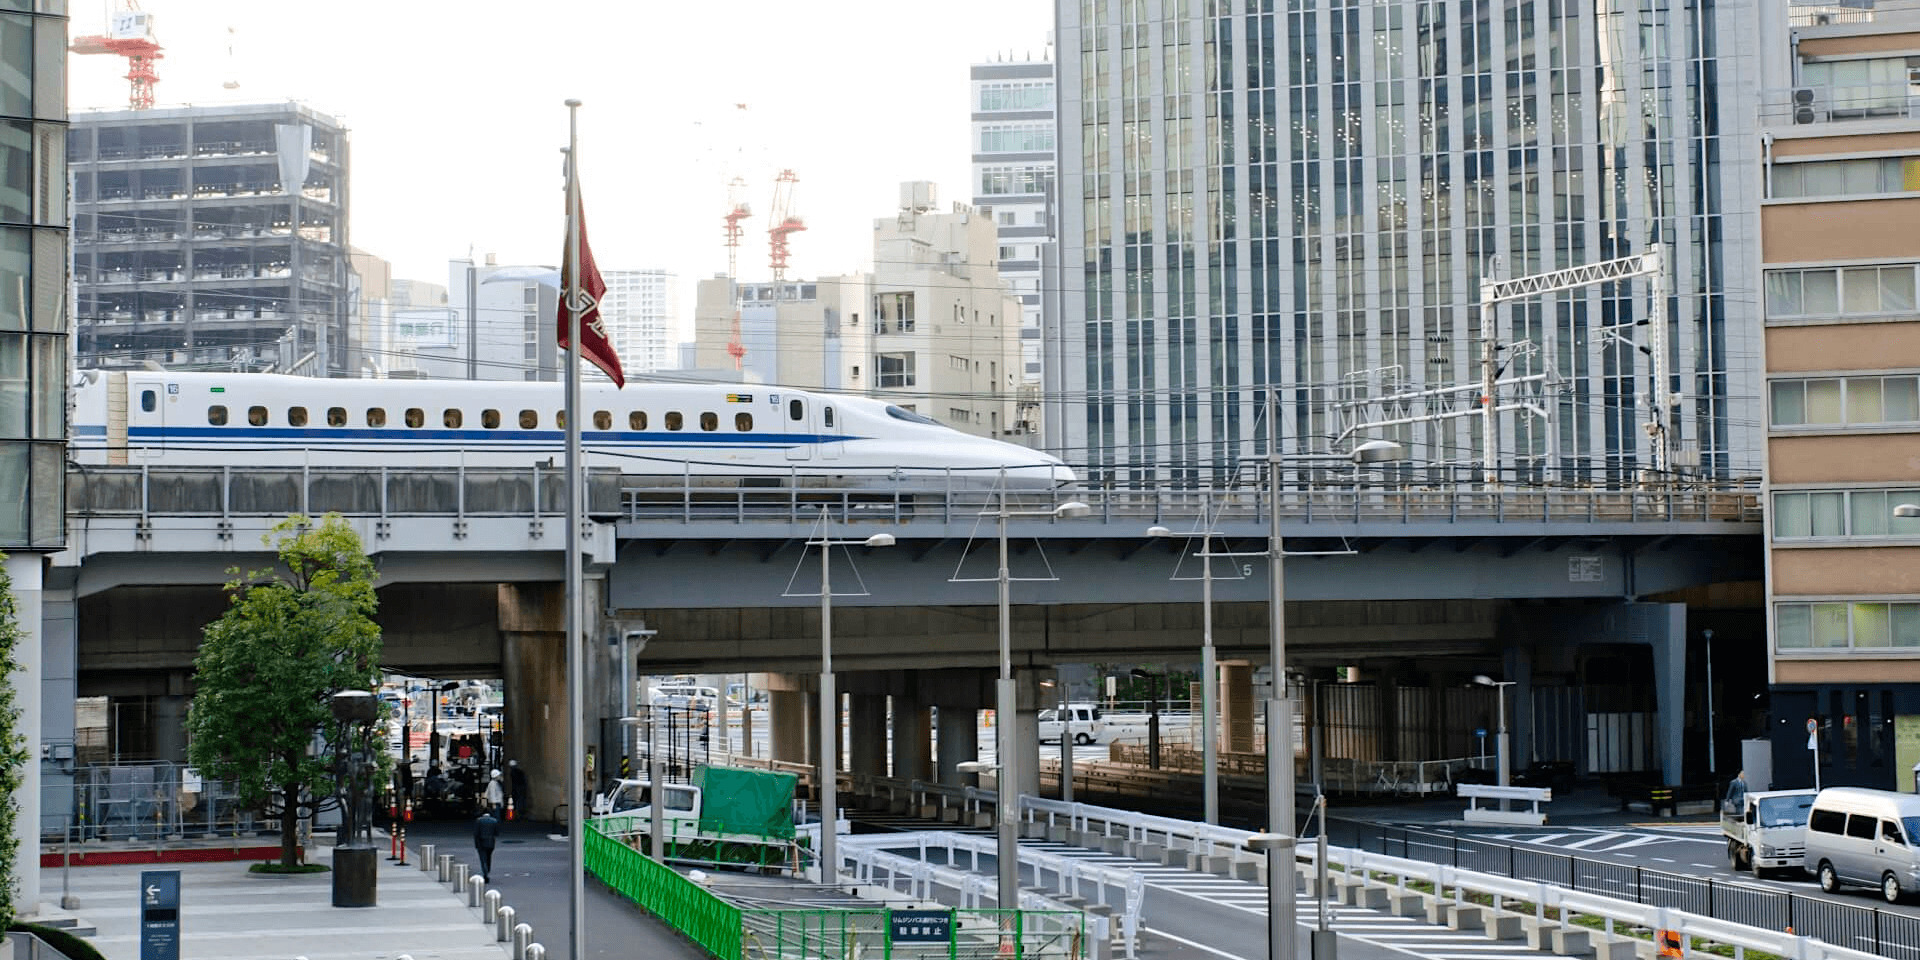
[804,506,895,887]
[1473,674,1516,809]
[1262,388,1406,960]
[1129,668,1162,771]
[426,680,457,773]
[1042,679,1072,803]
[984,471,1088,909]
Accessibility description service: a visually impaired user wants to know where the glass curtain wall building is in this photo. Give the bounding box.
[1052,0,1760,485]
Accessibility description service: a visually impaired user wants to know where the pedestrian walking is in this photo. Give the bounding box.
[473,808,500,882]
[1724,769,1749,814]
[484,768,505,812]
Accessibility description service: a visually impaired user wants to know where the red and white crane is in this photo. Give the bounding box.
[766,170,806,296]
[723,176,752,369]
[72,2,164,110]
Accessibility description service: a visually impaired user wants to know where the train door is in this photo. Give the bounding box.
[819,403,842,459]
[784,396,811,461]
[130,378,166,456]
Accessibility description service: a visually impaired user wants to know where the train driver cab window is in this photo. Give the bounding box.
[287,406,308,427]
[629,411,647,430]
[248,406,267,426]
[366,408,386,428]
[735,412,752,431]
[700,412,718,431]
[207,405,227,426]
[593,410,612,430]
[665,411,683,431]
[327,406,347,427]
[444,409,463,428]
[789,399,804,421]
[824,406,835,428]
[140,389,156,413]
[405,408,424,428]
[519,410,538,429]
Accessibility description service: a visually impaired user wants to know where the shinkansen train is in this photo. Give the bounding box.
[69,371,1075,488]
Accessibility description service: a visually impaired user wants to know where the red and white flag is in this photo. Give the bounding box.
[557,187,625,387]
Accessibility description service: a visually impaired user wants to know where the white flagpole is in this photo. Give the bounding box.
[562,98,588,960]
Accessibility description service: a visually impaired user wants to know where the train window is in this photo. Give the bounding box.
[207,405,227,426]
[554,410,565,429]
[139,390,156,413]
[444,409,463,428]
[327,407,347,427]
[519,410,538,429]
[735,412,752,431]
[630,411,647,430]
[366,408,386,428]
[482,409,501,429]
[248,406,267,426]
[824,406,835,428]
[789,399,803,421]
[665,411,683,431]
[287,407,308,427]
[699,412,718,431]
[593,410,611,430]
[405,408,424,428]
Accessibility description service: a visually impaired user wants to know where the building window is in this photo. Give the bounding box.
[207,405,227,426]
[1771,375,1920,427]
[978,80,1053,111]
[978,123,1054,153]
[851,365,861,380]
[405,408,424,428]
[735,412,752,431]
[1766,265,1917,319]
[327,406,347,427]
[875,292,915,331]
[699,411,718,431]
[1776,601,1920,650]
[1773,488,1920,539]
[248,405,267,426]
[287,406,308,427]
[665,411,683,431]
[877,352,916,387]
[366,408,386,428]
[482,409,501,429]
[979,165,1055,196]
[630,411,647,430]
[1772,157,1920,199]
[444,409,463,428]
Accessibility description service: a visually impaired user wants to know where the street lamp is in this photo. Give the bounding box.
[1473,674,1516,808]
[1262,389,1407,960]
[981,472,1088,908]
[803,506,894,887]
[1040,678,1072,803]
[1128,668,1162,770]
[1150,491,1262,825]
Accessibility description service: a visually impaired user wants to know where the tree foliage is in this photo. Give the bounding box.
[186,515,382,867]
[0,554,33,927]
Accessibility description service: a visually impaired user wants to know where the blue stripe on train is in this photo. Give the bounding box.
[123,426,865,445]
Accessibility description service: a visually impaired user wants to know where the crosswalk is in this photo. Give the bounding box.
[850,812,1560,960]
[1480,828,1711,853]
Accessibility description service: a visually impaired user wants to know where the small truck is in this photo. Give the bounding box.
[1723,788,1817,877]
[591,764,800,869]
[1038,703,1109,745]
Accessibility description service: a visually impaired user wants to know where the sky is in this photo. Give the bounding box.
[68,0,1055,327]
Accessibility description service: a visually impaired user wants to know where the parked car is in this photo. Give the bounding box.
[1801,787,1920,903]
[1038,704,1108,745]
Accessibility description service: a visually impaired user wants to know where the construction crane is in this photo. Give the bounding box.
[72,2,163,110]
[767,170,806,298]
[723,176,752,370]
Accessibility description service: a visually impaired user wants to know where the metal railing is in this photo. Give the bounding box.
[1762,84,1920,126]
[831,837,1096,960]
[742,906,1085,960]
[584,818,744,959]
[68,463,1762,528]
[49,762,255,842]
[1331,817,1920,960]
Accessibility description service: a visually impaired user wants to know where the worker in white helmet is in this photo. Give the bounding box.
[484,768,505,813]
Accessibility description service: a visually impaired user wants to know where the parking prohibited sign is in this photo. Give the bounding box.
[889,909,953,944]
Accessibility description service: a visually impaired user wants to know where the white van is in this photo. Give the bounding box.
[649,683,719,711]
[1039,704,1107,745]
[1801,787,1920,903]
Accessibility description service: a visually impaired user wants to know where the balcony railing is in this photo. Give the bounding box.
[1761,83,1920,126]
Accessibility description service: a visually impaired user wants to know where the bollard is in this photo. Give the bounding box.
[484,888,502,923]
[453,862,469,891]
[525,946,545,960]
[496,905,515,942]
[420,843,436,872]
[467,873,484,907]
[438,853,454,883]
[512,922,533,960]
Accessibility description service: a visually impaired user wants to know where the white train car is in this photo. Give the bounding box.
[70,371,1074,489]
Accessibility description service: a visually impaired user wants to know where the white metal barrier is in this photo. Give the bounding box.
[1456,783,1552,826]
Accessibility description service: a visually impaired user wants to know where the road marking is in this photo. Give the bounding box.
[1559,832,1624,850]
[1652,857,1676,863]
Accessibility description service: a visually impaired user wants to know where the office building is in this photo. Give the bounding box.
[970,55,1054,386]
[1757,0,1920,791]
[692,276,871,388]
[70,102,352,375]
[393,256,560,382]
[1053,0,1761,484]
[602,268,678,375]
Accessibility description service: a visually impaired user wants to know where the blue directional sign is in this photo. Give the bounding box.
[139,870,180,960]
[888,909,953,943]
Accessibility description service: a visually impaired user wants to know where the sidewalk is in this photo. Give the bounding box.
[40,840,509,960]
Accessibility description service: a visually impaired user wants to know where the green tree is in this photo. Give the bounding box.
[0,554,33,927]
[186,515,382,868]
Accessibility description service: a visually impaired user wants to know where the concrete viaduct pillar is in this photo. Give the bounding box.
[764,674,812,767]
[849,693,888,778]
[1220,660,1255,755]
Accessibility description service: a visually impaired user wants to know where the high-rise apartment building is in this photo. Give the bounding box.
[970,56,1054,386]
[392,257,560,381]
[602,268,678,375]
[1757,0,1920,791]
[70,103,351,376]
[1054,0,1760,484]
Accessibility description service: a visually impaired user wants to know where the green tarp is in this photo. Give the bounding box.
[694,765,797,839]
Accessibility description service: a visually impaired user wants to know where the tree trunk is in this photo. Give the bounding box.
[280,784,301,867]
